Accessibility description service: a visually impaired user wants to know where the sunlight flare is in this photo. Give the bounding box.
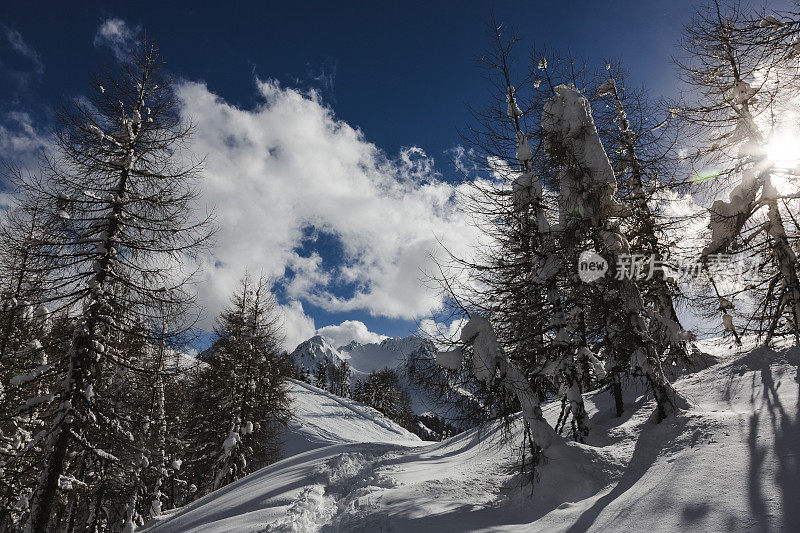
[765,133,800,169]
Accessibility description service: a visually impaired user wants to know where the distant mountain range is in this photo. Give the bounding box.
[290,334,432,374]
[288,334,440,415]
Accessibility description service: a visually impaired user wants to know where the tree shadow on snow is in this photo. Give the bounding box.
[563,414,678,533]
[378,411,668,533]
[744,346,800,533]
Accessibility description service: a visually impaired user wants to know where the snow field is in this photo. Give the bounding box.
[144,339,800,532]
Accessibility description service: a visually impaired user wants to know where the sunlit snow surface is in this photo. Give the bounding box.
[143,338,800,532]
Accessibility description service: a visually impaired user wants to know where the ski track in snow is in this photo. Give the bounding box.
[143,339,800,532]
[266,449,402,532]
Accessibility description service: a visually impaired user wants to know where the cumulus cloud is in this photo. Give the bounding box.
[316,320,388,349]
[0,50,482,351]
[278,300,317,352]
[94,18,139,62]
[176,79,479,332]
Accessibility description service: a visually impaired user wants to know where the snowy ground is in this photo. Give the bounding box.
[143,339,799,532]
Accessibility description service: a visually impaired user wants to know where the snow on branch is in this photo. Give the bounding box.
[436,316,559,449]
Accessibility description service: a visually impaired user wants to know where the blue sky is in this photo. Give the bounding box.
[0,1,767,349]
[2,1,697,154]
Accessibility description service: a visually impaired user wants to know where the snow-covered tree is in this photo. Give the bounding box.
[183,274,291,494]
[357,368,414,430]
[423,27,599,444]
[676,1,800,345]
[297,363,312,384]
[0,196,55,369]
[594,67,696,368]
[0,195,61,528]
[0,40,211,533]
[115,306,196,531]
[329,360,351,398]
[422,22,692,483]
[314,360,329,391]
[436,316,561,475]
[541,83,686,421]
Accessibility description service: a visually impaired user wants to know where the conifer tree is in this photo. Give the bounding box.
[594,68,695,368]
[0,197,59,527]
[541,83,686,421]
[423,21,689,478]
[329,360,351,398]
[184,274,291,494]
[676,1,800,345]
[0,40,211,533]
[314,361,328,391]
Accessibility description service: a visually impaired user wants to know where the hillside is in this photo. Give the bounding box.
[141,380,424,532]
[281,379,423,457]
[143,339,799,532]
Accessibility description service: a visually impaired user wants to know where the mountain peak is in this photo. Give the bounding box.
[290,335,345,367]
[337,340,361,352]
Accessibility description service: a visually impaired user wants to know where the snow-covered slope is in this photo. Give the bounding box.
[142,379,423,532]
[281,379,422,457]
[144,339,800,532]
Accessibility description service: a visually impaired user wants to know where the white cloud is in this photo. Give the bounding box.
[278,300,317,353]
[284,252,330,300]
[94,18,139,62]
[3,26,44,75]
[0,111,51,170]
[419,317,467,348]
[177,79,479,331]
[0,64,482,350]
[316,320,388,349]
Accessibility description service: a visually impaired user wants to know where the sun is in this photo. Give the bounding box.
[765,134,800,170]
[763,134,800,196]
